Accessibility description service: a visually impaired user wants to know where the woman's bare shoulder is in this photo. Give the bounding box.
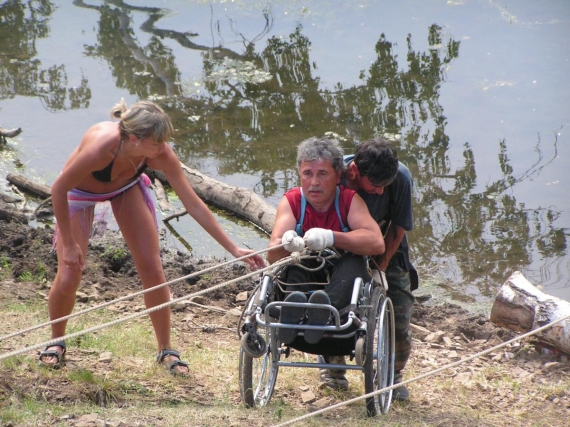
[79,121,120,151]
[147,143,179,169]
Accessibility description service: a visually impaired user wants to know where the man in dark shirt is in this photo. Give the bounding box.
[331,138,417,401]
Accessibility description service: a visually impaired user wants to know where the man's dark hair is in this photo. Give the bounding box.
[353,138,399,187]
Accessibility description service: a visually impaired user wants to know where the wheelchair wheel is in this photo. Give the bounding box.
[239,286,280,408]
[364,286,395,416]
[240,331,267,358]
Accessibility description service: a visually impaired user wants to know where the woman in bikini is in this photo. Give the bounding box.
[39,99,265,375]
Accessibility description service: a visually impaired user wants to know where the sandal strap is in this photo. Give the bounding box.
[45,340,66,350]
[156,348,181,363]
[41,341,67,357]
[167,359,190,370]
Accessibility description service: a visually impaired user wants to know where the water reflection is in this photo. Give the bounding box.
[2,1,567,304]
[0,1,91,110]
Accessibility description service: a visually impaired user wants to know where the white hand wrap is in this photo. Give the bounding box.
[282,230,305,252]
[304,228,334,251]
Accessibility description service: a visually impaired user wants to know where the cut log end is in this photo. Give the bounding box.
[491,271,570,355]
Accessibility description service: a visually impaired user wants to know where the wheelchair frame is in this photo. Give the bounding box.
[238,252,396,417]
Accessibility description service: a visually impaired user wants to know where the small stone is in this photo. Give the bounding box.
[59,414,74,420]
[78,413,98,423]
[190,295,207,305]
[235,291,248,302]
[76,291,88,303]
[512,367,531,378]
[226,308,243,318]
[301,390,316,404]
[492,353,502,362]
[98,351,113,363]
[425,331,445,343]
[542,361,560,372]
[313,397,330,408]
[172,301,187,311]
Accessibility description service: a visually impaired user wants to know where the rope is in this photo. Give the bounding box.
[0,248,306,361]
[0,243,294,342]
[271,312,570,427]
[186,319,234,333]
[10,245,562,427]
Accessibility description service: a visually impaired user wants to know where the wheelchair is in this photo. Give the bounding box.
[237,250,395,416]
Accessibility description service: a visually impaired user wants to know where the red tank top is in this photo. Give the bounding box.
[285,186,355,234]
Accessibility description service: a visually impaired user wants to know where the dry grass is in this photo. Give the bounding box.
[2,295,570,427]
[1,221,569,426]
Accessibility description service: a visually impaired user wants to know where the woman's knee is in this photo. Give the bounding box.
[51,272,82,295]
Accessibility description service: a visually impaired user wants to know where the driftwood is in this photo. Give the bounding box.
[150,163,276,234]
[0,127,22,143]
[163,210,187,222]
[490,271,570,355]
[6,173,51,199]
[0,127,22,138]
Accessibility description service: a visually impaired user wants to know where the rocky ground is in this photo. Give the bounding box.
[1,217,569,426]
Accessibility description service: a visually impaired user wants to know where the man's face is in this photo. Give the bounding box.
[359,175,387,195]
[299,159,341,210]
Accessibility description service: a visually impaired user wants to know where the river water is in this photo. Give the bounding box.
[0,0,568,309]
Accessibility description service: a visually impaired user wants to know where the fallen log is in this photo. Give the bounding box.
[149,162,276,234]
[6,173,51,199]
[0,127,22,138]
[490,271,570,355]
[0,127,22,144]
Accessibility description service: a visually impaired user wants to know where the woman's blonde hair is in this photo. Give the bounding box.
[110,99,174,143]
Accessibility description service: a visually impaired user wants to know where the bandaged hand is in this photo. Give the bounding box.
[282,230,305,252]
[304,228,334,251]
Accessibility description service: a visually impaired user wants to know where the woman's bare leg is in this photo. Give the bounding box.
[112,185,188,374]
[43,209,93,365]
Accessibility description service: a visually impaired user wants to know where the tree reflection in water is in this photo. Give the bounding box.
[1,1,565,304]
[0,0,91,111]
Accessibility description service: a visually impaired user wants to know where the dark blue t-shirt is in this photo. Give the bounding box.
[341,155,415,278]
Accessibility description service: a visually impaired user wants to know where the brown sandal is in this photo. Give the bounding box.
[156,349,189,377]
[39,341,66,369]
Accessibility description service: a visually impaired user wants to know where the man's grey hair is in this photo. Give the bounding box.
[296,136,346,173]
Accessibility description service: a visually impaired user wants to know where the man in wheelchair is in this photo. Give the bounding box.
[267,136,385,390]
